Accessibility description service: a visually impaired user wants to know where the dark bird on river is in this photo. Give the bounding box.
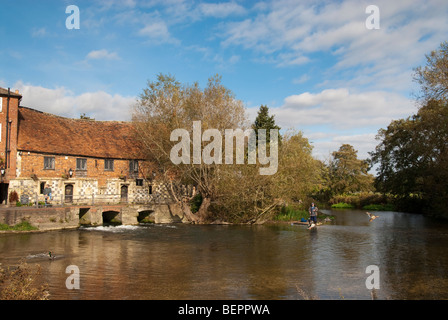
[366,212,379,222]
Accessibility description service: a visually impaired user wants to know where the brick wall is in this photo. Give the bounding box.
[0,93,20,182]
[17,151,141,187]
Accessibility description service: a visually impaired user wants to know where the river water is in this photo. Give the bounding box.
[1,209,448,300]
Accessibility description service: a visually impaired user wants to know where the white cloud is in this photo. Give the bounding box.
[274,88,416,130]
[198,2,246,18]
[138,20,179,44]
[220,0,448,89]
[86,49,120,60]
[14,81,136,121]
[256,87,419,160]
[311,133,378,161]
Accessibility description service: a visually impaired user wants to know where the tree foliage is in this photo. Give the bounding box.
[370,99,448,215]
[327,144,374,196]
[213,129,321,223]
[371,41,448,217]
[132,73,247,223]
[252,105,281,144]
[133,75,322,223]
[414,41,448,103]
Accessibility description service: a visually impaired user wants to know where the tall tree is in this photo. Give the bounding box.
[213,129,321,223]
[370,99,448,215]
[414,41,448,103]
[252,105,281,144]
[132,73,247,223]
[328,144,374,195]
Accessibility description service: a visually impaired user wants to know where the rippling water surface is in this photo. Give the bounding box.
[1,210,448,300]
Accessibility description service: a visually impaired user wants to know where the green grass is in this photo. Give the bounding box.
[274,206,309,221]
[0,221,38,231]
[331,202,354,209]
[362,204,396,211]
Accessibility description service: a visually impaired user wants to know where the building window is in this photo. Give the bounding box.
[104,159,114,171]
[136,178,143,186]
[0,97,2,112]
[148,185,153,195]
[76,158,87,171]
[129,160,139,173]
[44,156,55,170]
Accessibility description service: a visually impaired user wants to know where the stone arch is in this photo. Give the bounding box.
[137,210,155,223]
[102,210,121,225]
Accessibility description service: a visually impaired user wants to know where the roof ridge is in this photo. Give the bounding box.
[18,106,132,124]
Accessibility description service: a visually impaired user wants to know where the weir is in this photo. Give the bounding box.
[0,203,185,231]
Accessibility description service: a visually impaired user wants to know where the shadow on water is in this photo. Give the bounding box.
[1,210,448,300]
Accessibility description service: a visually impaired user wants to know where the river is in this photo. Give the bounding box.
[1,209,448,300]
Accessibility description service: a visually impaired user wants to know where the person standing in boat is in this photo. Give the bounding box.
[309,202,318,225]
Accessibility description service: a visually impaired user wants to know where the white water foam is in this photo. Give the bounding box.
[81,224,177,232]
[81,225,142,233]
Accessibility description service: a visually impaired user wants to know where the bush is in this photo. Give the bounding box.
[362,204,396,211]
[331,202,354,209]
[329,192,395,209]
[0,221,38,231]
[0,260,49,300]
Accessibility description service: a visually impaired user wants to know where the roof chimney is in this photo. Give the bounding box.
[15,90,19,94]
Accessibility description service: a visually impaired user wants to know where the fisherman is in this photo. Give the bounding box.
[309,202,318,226]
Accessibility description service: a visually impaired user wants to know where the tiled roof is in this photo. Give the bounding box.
[0,87,22,97]
[17,107,144,160]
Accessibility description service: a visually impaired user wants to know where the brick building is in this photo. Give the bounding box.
[0,86,156,206]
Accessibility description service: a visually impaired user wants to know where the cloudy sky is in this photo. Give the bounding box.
[1,0,447,162]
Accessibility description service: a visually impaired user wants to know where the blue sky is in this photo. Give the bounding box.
[1,0,448,162]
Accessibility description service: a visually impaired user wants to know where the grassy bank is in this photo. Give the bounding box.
[329,192,396,211]
[274,206,309,221]
[0,221,38,231]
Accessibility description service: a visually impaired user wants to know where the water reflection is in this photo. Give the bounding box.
[0,210,448,300]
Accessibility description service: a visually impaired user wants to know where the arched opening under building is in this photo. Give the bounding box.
[102,210,121,225]
[137,210,155,223]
